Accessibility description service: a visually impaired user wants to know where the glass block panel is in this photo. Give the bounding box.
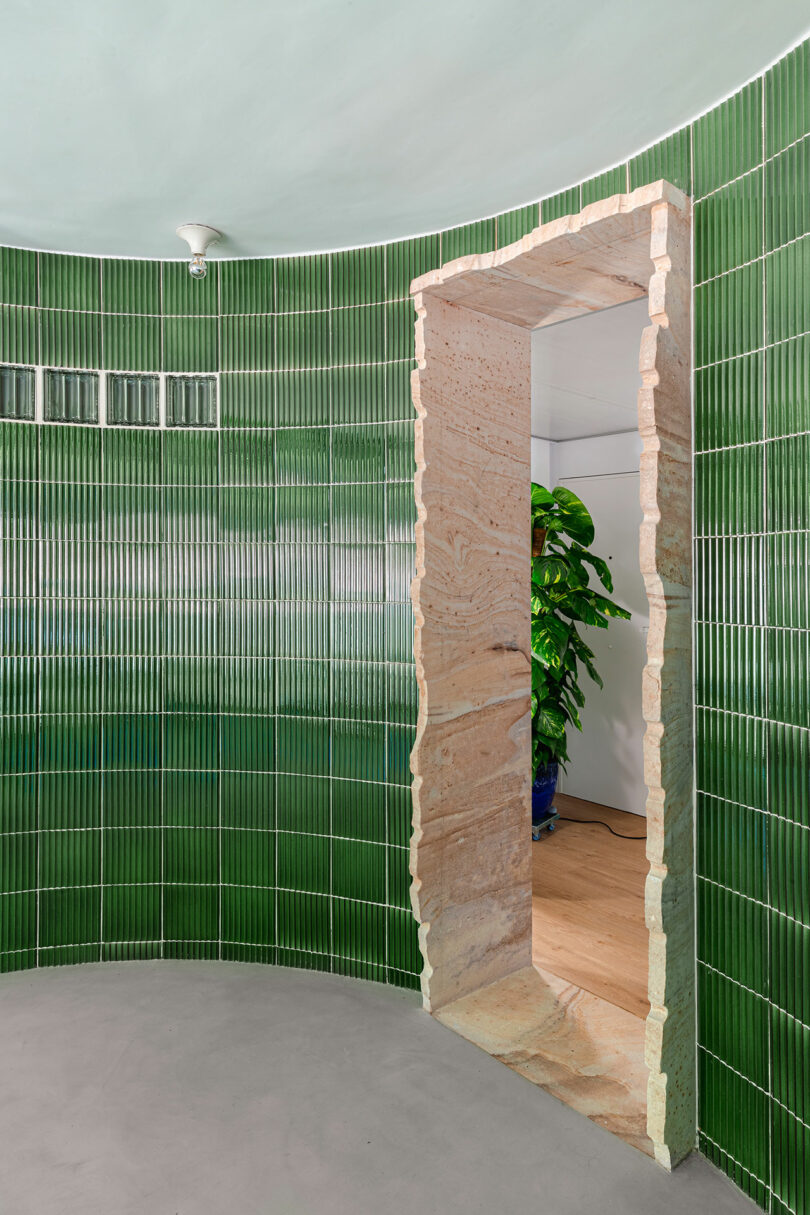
[44,369,98,424]
[165,375,216,428]
[0,365,35,421]
[107,373,159,426]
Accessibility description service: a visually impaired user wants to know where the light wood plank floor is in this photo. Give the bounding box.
[531,793,649,1019]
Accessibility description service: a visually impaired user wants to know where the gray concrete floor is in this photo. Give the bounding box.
[0,962,754,1215]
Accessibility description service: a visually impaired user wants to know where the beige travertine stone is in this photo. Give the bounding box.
[410,182,693,1168]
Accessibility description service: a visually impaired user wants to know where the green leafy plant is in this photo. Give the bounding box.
[531,482,631,779]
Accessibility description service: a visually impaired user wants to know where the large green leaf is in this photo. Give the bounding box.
[531,483,555,509]
[551,486,595,545]
[579,549,614,592]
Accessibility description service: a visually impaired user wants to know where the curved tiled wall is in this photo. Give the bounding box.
[1,33,810,1211]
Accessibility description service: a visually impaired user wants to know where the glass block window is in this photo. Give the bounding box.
[166,375,216,427]
[107,373,159,426]
[44,369,98,424]
[0,364,35,420]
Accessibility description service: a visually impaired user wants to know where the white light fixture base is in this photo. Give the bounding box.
[176,223,222,257]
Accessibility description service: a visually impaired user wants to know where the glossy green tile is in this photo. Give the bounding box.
[0,306,38,365]
[333,898,386,965]
[219,259,274,314]
[220,714,274,773]
[163,884,217,941]
[332,660,385,722]
[164,712,218,770]
[496,204,538,247]
[102,715,161,771]
[39,828,101,889]
[385,360,415,421]
[540,186,581,223]
[103,885,160,942]
[331,245,384,306]
[694,169,763,284]
[276,890,329,953]
[332,720,386,782]
[102,426,160,484]
[274,602,330,659]
[41,655,101,713]
[275,254,329,313]
[331,544,385,602]
[276,658,329,717]
[222,829,274,887]
[385,301,415,362]
[331,483,384,544]
[221,656,273,713]
[332,779,386,843]
[385,603,415,664]
[102,259,160,315]
[161,260,218,316]
[221,887,274,946]
[695,622,764,716]
[40,713,100,772]
[274,484,329,548]
[39,772,100,830]
[771,1005,810,1125]
[767,235,810,344]
[162,653,218,710]
[162,429,218,484]
[697,879,766,993]
[0,890,35,953]
[331,423,385,482]
[696,708,765,809]
[40,253,100,311]
[629,128,691,193]
[0,774,36,834]
[220,314,274,371]
[221,772,274,830]
[162,318,217,373]
[220,430,273,485]
[219,541,274,600]
[766,135,810,253]
[385,235,441,300]
[0,479,38,539]
[387,905,420,974]
[767,333,810,437]
[41,310,101,368]
[440,217,495,262]
[387,724,415,786]
[39,886,100,948]
[0,419,39,480]
[102,314,160,371]
[163,487,218,543]
[330,363,386,425]
[769,628,810,729]
[0,247,37,307]
[387,846,411,910]
[767,436,809,532]
[772,1103,810,1215]
[275,368,329,427]
[219,598,274,656]
[694,445,763,537]
[275,774,329,834]
[696,791,766,905]
[770,722,810,828]
[332,603,385,662]
[581,165,626,206]
[331,304,385,366]
[695,260,762,367]
[698,1051,769,1191]
[694,352,762,452]
[276,310,329,370]
[164,827,217,884]
[276,716,329,777]
[332,839,385,903]
[163,771,218,828]
[0,833,36,894]
[387,664,416,725]
[103,827,160,885]
[274,428,328,484]
[385,421,416,481]
[277,832,328,894]
[693,77,762,198]
[220,372,275,428]
[220,488,274,543]
[765,39,810,156]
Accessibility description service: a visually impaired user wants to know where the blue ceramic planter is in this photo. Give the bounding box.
[531,762,558,826]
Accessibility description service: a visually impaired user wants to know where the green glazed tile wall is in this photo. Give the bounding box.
[1,33,810,1206]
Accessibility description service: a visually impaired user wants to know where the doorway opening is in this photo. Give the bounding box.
[408,184,693,1168]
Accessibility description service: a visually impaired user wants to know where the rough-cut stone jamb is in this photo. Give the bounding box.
[409,182,693,1169]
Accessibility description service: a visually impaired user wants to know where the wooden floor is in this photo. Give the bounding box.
[531,793,649,1019]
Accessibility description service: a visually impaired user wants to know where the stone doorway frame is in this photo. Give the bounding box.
[408,182,694,1168]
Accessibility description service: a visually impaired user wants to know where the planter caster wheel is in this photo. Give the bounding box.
[547,821,556,832]
[532,825,541,841]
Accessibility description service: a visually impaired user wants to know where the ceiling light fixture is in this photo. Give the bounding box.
[176,223,222,279]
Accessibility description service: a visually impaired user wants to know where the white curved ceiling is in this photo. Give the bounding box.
[1,1,808,259]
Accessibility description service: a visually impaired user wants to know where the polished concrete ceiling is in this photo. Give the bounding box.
[2,2,808,259]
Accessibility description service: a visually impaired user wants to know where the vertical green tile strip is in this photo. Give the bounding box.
[0,247,37,307]
[693,77,762,198]
[581,165,627,206]
[629,127,691,194]
[765,38,810,156]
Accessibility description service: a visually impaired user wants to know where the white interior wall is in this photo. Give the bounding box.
[531,300,647,816]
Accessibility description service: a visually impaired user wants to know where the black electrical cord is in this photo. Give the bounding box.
[557,817,647,841]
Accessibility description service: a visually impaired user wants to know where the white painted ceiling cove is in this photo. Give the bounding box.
[531,298,648,441]
[1,2,808,259]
